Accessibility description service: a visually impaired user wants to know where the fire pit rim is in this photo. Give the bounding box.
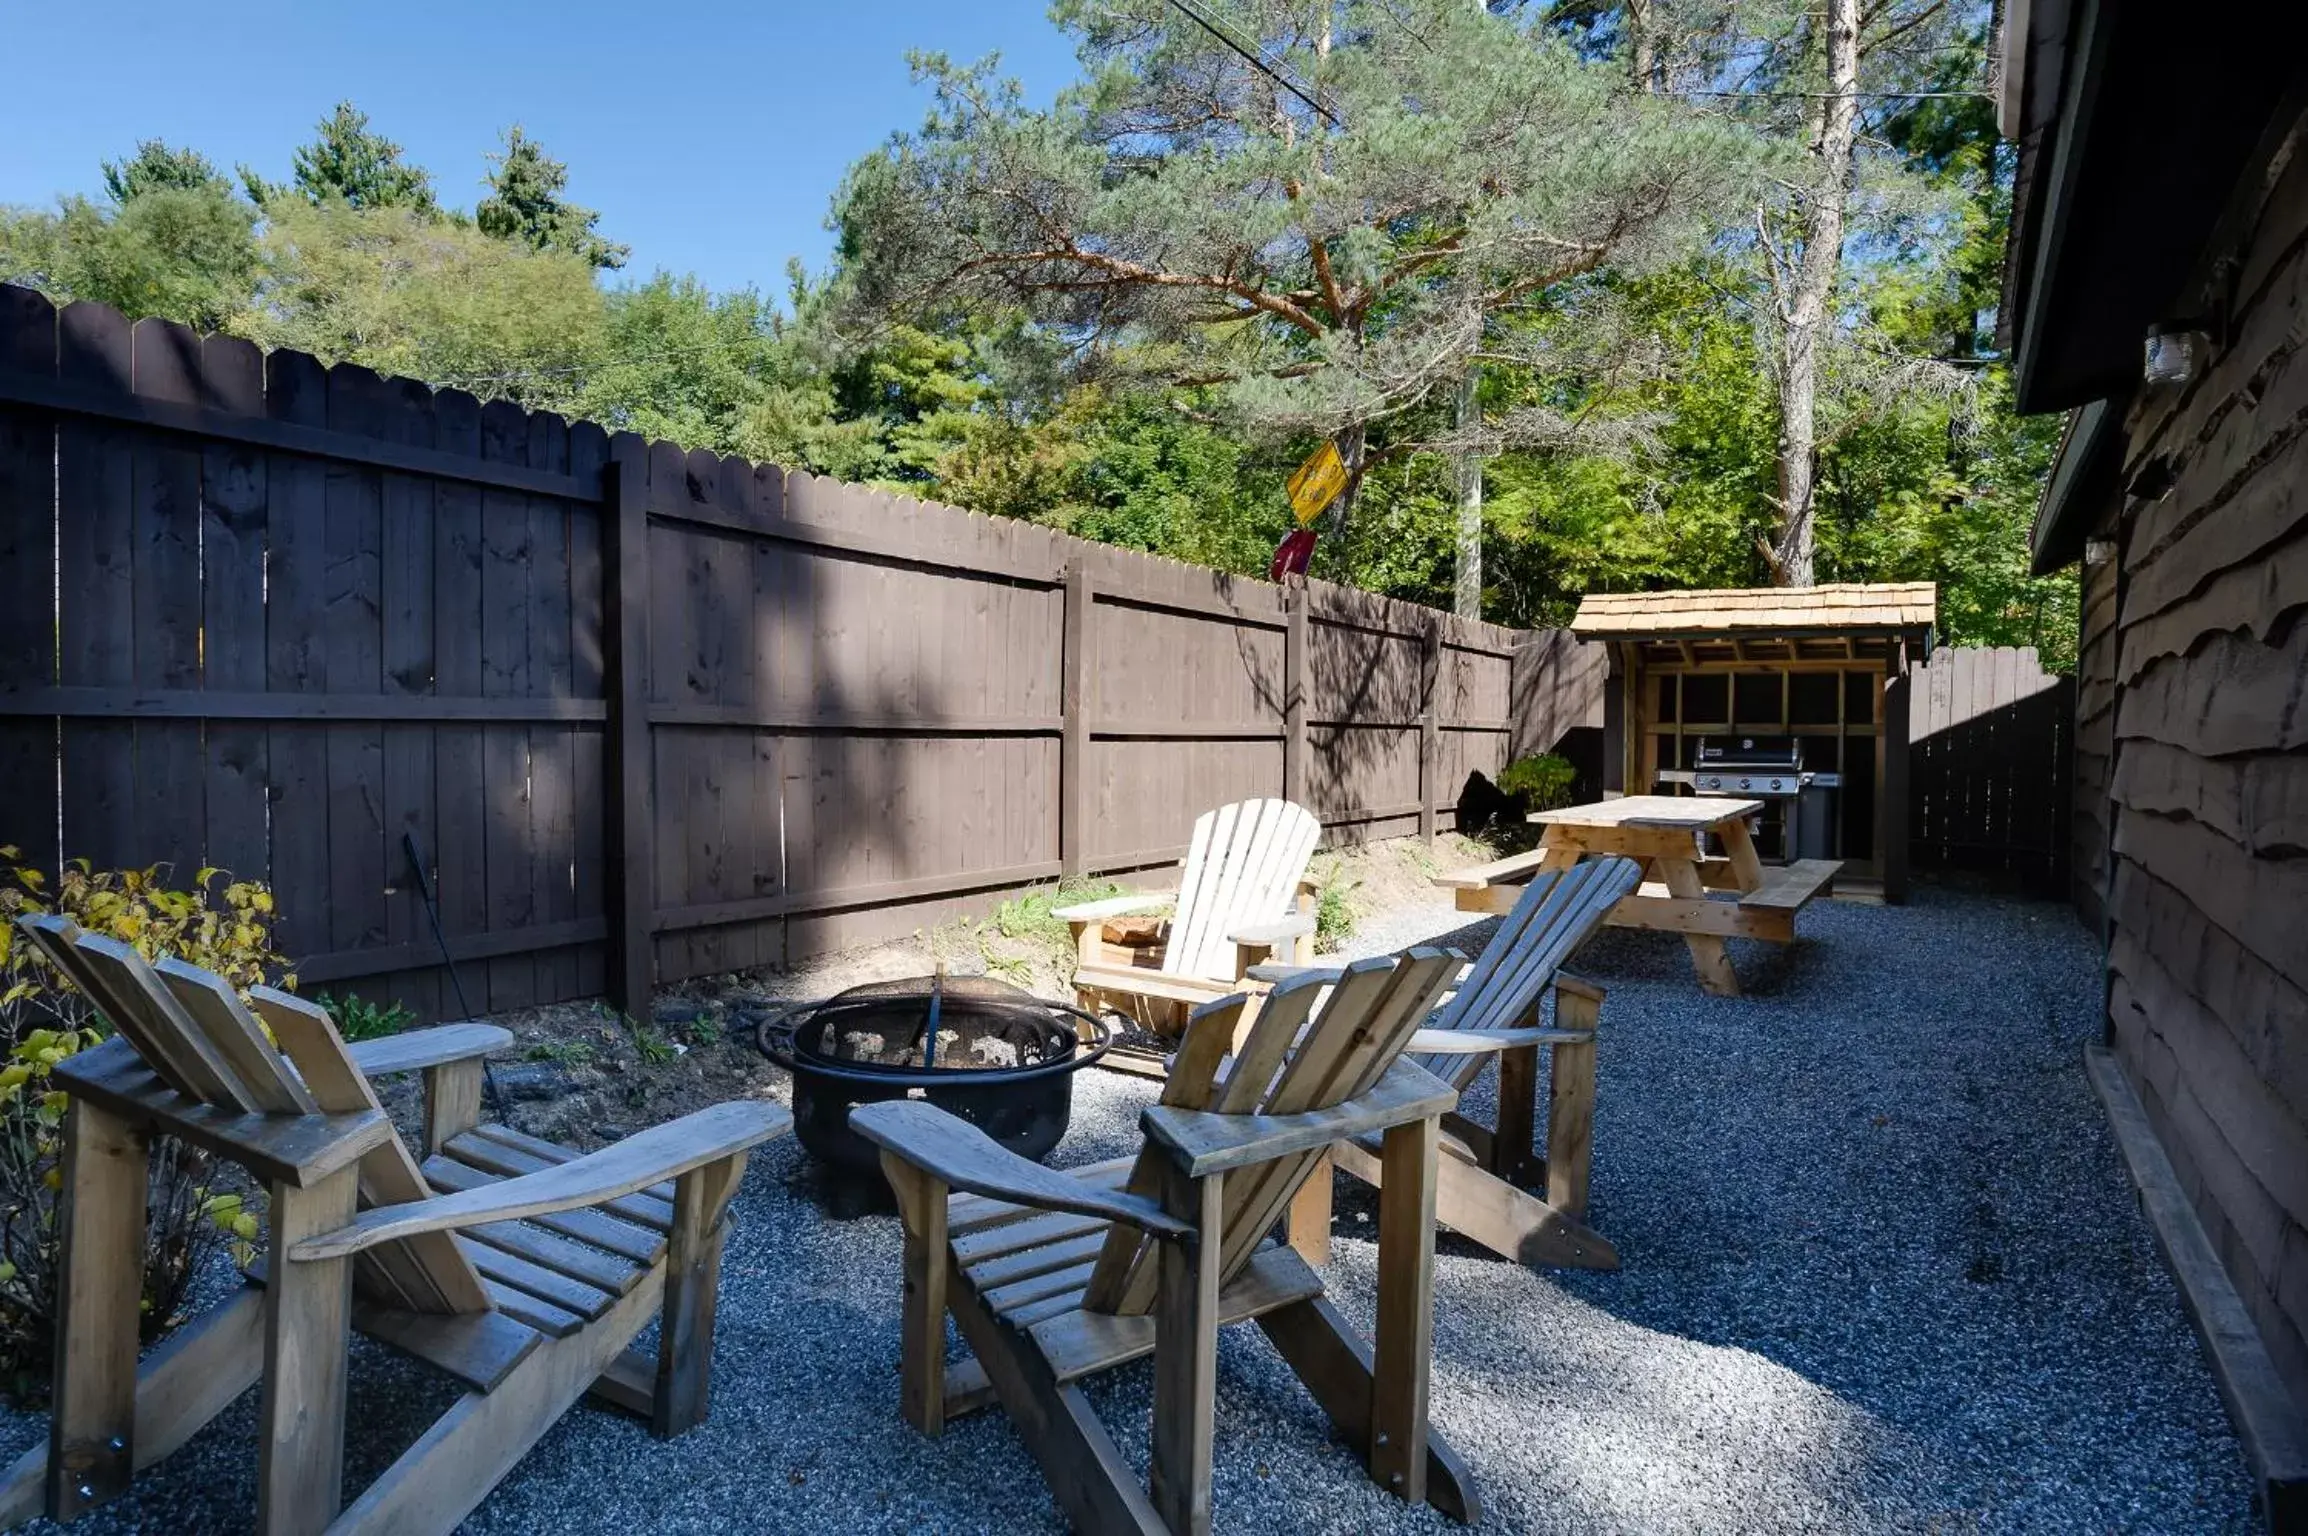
[755,976,1116,1089]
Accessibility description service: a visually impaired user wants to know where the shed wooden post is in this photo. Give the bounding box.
[1418,623,1443,841]
[1060,558,1093,878]
[602,437,655,1021]
[1283,581,1309,806]
[1882,637,1913,904]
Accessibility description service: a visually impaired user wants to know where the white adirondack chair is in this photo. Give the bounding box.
[1056,799,1323,1060]
[1252,856,1642,1273]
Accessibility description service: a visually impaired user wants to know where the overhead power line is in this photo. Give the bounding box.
[1162,0,1345,126]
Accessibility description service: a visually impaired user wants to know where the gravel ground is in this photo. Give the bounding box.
[2,880,2257,1532]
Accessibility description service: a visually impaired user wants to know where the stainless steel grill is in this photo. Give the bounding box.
[1688,735,1841,798]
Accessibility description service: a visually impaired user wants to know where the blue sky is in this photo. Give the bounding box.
[0,0,1079,296]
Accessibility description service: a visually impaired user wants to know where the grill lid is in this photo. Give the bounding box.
[1694,734,1804,771]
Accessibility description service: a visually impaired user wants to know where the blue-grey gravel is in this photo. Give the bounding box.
[0,883,2256,1533]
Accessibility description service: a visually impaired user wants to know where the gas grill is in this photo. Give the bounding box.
[1664,736,1843,863]
[1689,736,1839,798]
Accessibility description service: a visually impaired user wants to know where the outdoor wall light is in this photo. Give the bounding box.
[2142,320,2210,385]
[2083,537,2117,567]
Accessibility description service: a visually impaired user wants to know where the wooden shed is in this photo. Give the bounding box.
[1574,582,1936,902]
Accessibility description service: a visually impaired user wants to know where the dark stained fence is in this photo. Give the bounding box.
[0,288,1541,1022]
[1905,645,2075,891]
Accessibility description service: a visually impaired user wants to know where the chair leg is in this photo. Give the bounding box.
[259,1164,359,1536]
[1151,1164,1223,1536]
[880,1152,951,1436]
[1548,981,1602,1220]
[1492,1042,1541,1188]
[0,1288,267,1528]
[1370,1117,1436,1507]
[1257,1297,1481,1524]
[48,1100,147,1521]
[654,1152,746,1438]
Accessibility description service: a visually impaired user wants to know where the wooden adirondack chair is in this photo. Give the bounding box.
[851,949,1478,1536]
[2,915,790,1536]
[1056,798,1323,1058]
[1253,857,1643,1274]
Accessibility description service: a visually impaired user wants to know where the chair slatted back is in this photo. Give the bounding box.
[18,915,491,1315]
[1162,798,1322,981]
[1084,946,1464,1317]
[1409,857,1641,1092]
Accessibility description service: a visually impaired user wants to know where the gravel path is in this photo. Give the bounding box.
[3,882,2257,1532]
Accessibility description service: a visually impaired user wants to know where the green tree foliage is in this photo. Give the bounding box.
[101,140,231,203]
[0,33,2071,666]
[231,202,602,409]
[248,101,437,213]
[477,127,629,270]
[0,141,258,330]
[833,0,1760,533]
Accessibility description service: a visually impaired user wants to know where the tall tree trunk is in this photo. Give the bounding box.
[1452,370,1483,617]
[1628,0,1657,91]
[1769,0,1860,588]
[1450,0,1488,619]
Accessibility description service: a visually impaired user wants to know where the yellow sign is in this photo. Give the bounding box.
[1286,441,1348,525]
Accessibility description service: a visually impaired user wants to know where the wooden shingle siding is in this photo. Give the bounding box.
[0,288,1573,1017]
[2088,100,2308,1413]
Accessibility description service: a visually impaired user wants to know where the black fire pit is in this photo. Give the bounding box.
[757,972,1112,1180]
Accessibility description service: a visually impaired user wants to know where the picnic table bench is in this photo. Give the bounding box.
[1435,795,1837,997]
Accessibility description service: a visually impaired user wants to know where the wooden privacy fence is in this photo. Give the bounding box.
[1901,644,2075,890]
[0,287,1528,1023]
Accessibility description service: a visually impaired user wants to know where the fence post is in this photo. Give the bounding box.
[1060,558,1093,878]
[602,437,655,1020]
[1418,622,1442,842]
[1283,580,1308,807]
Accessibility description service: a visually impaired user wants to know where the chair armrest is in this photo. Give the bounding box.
[1554,972,1606,1004]
[1405,1025,1592,1055]
[346,1022,515,1078]
[288,1099,790,1261]
[1243,961,1347,985]
[1051,890,1177,923]
[1141,1058,1456,1178]
[850,1100,1191,1241]
[1226,912,1317,947]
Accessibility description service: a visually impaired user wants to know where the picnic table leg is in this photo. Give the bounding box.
[1718,816,1767,890]
[1657,857,1741,996]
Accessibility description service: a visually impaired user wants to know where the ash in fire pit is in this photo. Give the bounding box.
[759,971,1112,1187]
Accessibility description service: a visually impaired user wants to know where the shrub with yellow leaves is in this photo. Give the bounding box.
[0,850,294,1399]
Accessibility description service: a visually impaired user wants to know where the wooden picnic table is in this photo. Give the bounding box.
[1434,795,1838,997]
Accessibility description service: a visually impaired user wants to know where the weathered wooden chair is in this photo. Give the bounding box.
[1056,798,1323,1063]
[1252,857,1643,1273]
[1,914,790,1536]
[852,948,1477,1536]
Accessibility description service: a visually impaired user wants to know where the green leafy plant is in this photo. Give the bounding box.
[1498,753,1579,813]
[526,1039,598,1069]
[314,990,414,1043]
[0,853,292,1397]
[630,1025,676,1066]
[679,1014,720,1049]
[1314,873,1359,954]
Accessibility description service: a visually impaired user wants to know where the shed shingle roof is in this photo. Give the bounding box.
[1571,582,1937,637]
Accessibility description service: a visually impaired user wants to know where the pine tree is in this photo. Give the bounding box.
[245,102,436,213]
[833,0,1758,544]
[477,127,629,270]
